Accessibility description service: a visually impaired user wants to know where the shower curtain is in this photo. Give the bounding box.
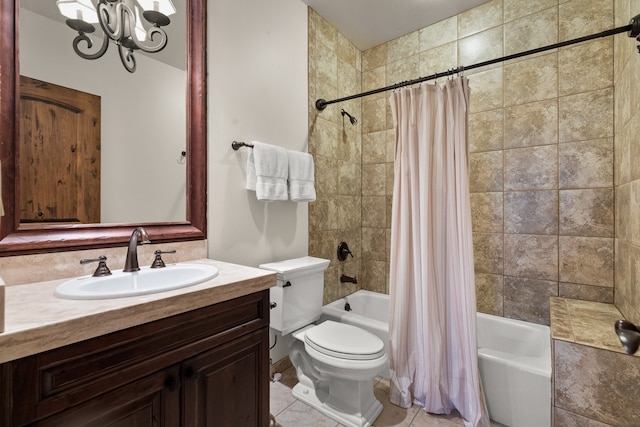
[388,77,489,427]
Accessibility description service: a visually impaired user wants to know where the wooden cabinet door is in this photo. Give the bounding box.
[182,329,270,427]
[19,75,101,223]
[32,366,181,427]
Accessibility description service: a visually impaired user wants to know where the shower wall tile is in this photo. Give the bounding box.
[504,7,558,56]
[362,196,386,228]
[386,130,395,163]
[470,151,504,192]
[558,39,613,96]
[615,62,631,132]
[386,32,419,64]
[317,42,338,89]
[559,0,614,41]
[314,155,339,194]
[559,88,614,143]
[467,68,503,113]
[419,42,457,76]
[338,127,362,164]
[386,56,420,87]
[630,113,640,181]
[616,183,631,242]
[504,99,558,148]
[362,66,386,102]
[361,259,388,294]
[362,98,387,133]
[475,273,504,316]
[457,0,503,39]
[559,139,613,189]
[310,116,339,158]
[337,161,361,195]
[505,190,558,235]
[471,192,504,233]
[362,44,387,72]
[559,236,614,287]
[315,14,337,50]
[504,0,557,23]
[555,340,640,426]
[559,189,614,237]
[469,109,504,153]
[458,26,504,69]
[337,32,357,66]
[419,16,457,51]
[504,53,558,106]
[363,131,387,164]
[337,58,358,96]
[504,276,557,324]
[559,282,613,304]
[386,163,394,196]
[616,124,631,186]
[504,145,558,191]
[504,234,559,281]
[473,232,504,275]
[362,227,386,261]
[362,164,386,196]
[554,407,613,427]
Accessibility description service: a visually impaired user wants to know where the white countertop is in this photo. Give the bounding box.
[0,259,275,364]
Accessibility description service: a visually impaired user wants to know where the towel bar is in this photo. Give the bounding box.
[232,141,254,150]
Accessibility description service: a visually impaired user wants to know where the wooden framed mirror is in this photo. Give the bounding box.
[0,0,207,256]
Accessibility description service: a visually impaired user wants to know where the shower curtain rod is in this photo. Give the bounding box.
[315,16,640,111]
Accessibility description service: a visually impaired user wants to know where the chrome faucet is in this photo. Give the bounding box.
[123,227,151,272]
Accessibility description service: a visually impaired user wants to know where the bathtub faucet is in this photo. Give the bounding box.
[340,274,357,284]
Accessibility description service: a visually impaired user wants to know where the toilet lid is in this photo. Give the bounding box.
[304,321,385,361]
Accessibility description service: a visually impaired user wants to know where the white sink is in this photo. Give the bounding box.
[54,263,219,300]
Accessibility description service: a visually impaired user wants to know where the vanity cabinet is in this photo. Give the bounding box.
[0,290,270,426]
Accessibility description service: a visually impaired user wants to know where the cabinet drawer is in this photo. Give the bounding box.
[3,290,269,426]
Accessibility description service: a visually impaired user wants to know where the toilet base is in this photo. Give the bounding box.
[291,380,383,427]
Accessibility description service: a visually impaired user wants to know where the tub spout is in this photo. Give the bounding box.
[340,274,357,284]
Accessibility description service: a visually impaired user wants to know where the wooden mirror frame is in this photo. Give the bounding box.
[0,0,207,256]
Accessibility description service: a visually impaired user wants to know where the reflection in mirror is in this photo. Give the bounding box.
[19,0,186,224]
[0,0,207,256]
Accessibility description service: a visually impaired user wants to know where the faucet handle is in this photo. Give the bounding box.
[80,256,112,277]
[150,250,177,268]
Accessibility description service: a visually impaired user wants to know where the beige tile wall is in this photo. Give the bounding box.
[308,9,363,303]
[310,0,622,325]
[615,0,640,326]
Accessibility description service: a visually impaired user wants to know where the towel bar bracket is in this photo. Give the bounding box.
[232,141,254,150]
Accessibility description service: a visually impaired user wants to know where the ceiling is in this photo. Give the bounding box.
[19,0,186,70]
[300,0,491,51]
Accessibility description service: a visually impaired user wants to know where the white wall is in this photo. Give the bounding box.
[19,9,186,224]
[208,0,309,267]
[208,0,308,364]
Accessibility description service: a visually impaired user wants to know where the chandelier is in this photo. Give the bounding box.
[56,0,176,73]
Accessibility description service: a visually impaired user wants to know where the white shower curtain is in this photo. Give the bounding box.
[388,77,489,427]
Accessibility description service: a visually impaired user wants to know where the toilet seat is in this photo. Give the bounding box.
[304,321,385,361]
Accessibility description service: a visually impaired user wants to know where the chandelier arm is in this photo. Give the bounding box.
[118,44,137,73]
[97,1,125,42]
[134,27,168,53]
[72,32,109,60]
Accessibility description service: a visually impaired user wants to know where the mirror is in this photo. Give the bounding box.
[0,0,207,255]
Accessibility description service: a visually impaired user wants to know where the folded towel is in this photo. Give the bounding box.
[287,150,316,202]
[246,141,289,201]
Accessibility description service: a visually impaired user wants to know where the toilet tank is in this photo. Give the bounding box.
[260,256,330,335]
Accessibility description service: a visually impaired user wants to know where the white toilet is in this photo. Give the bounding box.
[261,256,387,427]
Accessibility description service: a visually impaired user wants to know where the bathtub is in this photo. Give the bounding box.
[321,290,551,427]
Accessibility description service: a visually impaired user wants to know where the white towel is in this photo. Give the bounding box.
[287,150,316,202]
[246,141,289,201]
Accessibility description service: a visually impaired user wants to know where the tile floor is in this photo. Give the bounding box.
[270,365,505,427]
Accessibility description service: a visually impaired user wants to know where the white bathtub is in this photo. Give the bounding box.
[321,290,551,427]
